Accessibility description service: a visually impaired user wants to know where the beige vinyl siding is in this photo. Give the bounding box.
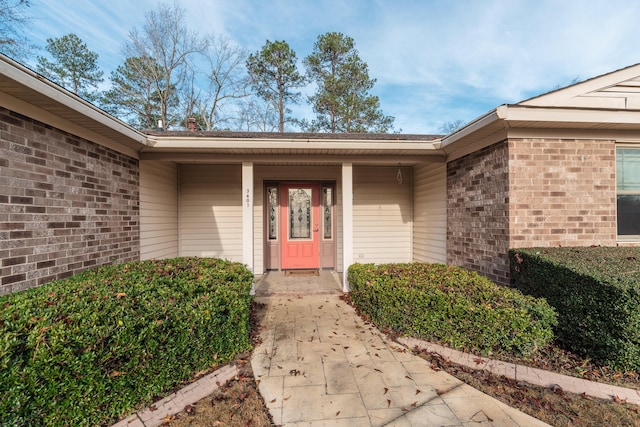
[140,160,178,259]
[179,165,242,261]
[353,166,412,264]
[253,182,263,273]
[412,163,447,263]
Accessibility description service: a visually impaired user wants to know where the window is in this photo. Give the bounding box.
[617,147,640,237]
[322,186,333,239]
[267,186,278,240]
[288,188,312,239]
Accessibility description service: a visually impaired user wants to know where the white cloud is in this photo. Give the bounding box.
[23,0,640,133]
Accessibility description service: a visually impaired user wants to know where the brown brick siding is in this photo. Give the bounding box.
[447,138,618,286]
[509,138,617,247]
[0,107,140,295]
[447,141,510,285]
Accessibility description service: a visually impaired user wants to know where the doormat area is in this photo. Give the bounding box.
[284,269,320,277]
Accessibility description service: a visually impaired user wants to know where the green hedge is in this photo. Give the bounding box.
[0,257,253,426]
[348,262,556,358]
[510,247,640,371]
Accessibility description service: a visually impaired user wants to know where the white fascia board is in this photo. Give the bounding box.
[144,137,440,151]
[500,105,640,125]
[0,56,148,147]
[1,91,141,159]
[441,104,640,152]
[440,107,505,149]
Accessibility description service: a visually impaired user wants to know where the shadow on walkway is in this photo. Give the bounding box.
[253,270,344,296]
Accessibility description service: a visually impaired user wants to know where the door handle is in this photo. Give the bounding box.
[313,224,319,232]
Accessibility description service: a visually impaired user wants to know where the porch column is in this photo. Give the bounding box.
[242,162,254,279]
[342,163,353,292]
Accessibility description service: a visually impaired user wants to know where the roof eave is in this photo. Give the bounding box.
[0,54,148,154]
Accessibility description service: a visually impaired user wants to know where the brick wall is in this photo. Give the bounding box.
[0,107,140,295]
[509,138,617,248]
[447,138,618,286]
[447,141,510,285]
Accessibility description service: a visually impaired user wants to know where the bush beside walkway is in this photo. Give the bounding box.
[0,257,253,426]
[348,262,557,358]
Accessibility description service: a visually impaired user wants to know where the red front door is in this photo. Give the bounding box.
[281,183,320,269]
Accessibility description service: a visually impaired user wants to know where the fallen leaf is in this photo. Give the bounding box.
[336,411,340,416]
[415,389,422,395]
[411,401,417,407]
[614,395,628,404]
[110,370,127,377]
[115,292,127,298]
[284,396,291,401]
[270,398,277,403]
[374,368,383,373]
[436,389,446,395]
[473,357,484,365]
[383,387,389,395]
[387,399,391,408]
[552,384,563,394]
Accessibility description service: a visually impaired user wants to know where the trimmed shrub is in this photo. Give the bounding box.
[348,262,556,358]
[0,257,253,426]
[510,247,640,371]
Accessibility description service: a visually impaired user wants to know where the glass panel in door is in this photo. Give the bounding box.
[281,184,320,269]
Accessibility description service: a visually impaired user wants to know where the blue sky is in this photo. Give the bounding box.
[21,0,640,134]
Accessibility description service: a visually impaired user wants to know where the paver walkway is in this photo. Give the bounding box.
[251,293,550,426]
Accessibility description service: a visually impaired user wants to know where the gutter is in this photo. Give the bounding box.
[143,136,442,151]
[439,105,509,150]
[0,54,149,147]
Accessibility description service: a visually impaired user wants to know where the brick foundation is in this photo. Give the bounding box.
[0,107,140,295]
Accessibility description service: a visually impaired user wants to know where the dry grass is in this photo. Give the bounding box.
[162,301,274,427]
[421,350,640,427]
[162,357,273,427]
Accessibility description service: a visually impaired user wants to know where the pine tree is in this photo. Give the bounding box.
[246,40,306,132]
[36,33,103,101]
[303,32,394,133]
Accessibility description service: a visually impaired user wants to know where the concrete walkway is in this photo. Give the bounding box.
[251,285,550,426]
